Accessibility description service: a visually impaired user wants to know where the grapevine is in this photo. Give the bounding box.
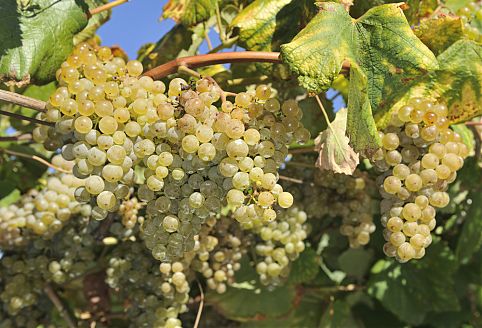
[0,1,481,327]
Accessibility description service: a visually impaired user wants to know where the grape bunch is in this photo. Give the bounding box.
[252,206,308,285]
[0,155,90,247]
[372,98,469,262]
[119,196,144,229]
[190,216,246,293]
[33,42,309,262]
[281,159,377,248]
[106,241,189,328]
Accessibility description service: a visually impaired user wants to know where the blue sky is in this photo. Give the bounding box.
[96,0,344,109]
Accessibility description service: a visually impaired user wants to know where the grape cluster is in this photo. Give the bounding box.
[253,207,308,285]
[0,155,90,247]
[190,216,245,293]
[281,161,377,248]
[457,2,482,42]
[34,42,309,262]
[119,196,144,229]
[106,241,189,328]
[372,98,469,262]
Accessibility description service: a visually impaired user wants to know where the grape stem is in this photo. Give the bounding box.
[44,283,78,328]
[1,148,72,173]
[89,0,128,16]
[143,51,282,80]
[0,133,32,142]
[0,109,54,127]
[194,280,205,328]
[0,89,46,112]
[279,175,304,184]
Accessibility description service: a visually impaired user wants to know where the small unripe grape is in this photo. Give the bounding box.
[126,60,143,76]
[278,192,293,208]
[402,203,421,221]
[389,231,405,246]
[85,175,105,195]
[383,176,402,194]
[397,242,415,261]
[256,85,271,100]
[402,221,418,237]
[393,164,410,180]
[97,191,116,210]
[227,189,245,207]
[382,133,399,150]
[405,174,422,192]
[429,191,450,208]
[420,169,437,186]
[397,105,413,122]
[387,217,403,232]
[74,116,93,133]
[163,215,179,233]
[258,191,275,206]
[435,164,451,179]
[182,135,200,153]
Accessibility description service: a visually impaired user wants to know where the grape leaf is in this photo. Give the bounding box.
[315,108,360,174]
[0,188,20,207]
[241,297,323,328]
[456,191,482,264]
[280,3,437,152]
[375,39,482,128]
[73,0,111,45]
[368,242,460,325]
[230,0,295,52]
[414,16,465,56]
[0,0,89,86]
[287,248,320,285]
[319,300,358,328]
[162,0,217,27]
[338,248,374,279]
[140,24,204,71]
[207,284,296,321]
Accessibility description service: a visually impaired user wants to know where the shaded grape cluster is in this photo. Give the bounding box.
[0,155,90,247]
[372,98,469,262]
[281,160,377,248]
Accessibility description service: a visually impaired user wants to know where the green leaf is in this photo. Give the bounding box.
[338,248,374,279]
[346,66,380,153]
[287,248,320,284]
[319,300,358,328]
[240,297,323,328]
[375,39,482,128]
[207,284,296,321]
[0,180,17,199]
[231,0,294,52]
[140,24,204,71]
[0,0,89,86]
[0,188,20,207]
[281,3,437,152]
[414,16,465,56]
[162,0,218,27]
[456,191,482,264]
[315,107,360,174]
[368,242,460,325]
[73,0,111,45]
